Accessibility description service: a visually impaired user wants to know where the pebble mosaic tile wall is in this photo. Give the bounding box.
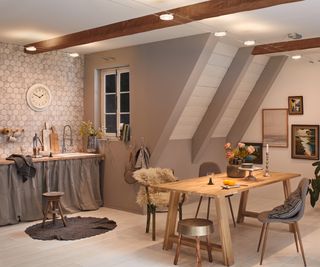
[0,42,84,158]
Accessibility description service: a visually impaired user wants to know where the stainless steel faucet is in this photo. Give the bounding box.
[32,133,43,157]
[62,125,73,153]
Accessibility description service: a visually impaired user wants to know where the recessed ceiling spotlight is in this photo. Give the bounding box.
[25,46,37,52]
[291,55,302,60]
[159,13,174,21]
[244,40,256,46]
[69,52,79,58]
[214,31,227,37]
[288,32,302,40]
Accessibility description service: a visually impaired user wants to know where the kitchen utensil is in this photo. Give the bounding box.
[42,122,51,152]
[50,126,60,153]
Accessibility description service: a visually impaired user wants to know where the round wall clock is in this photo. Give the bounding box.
[26,84,52,111]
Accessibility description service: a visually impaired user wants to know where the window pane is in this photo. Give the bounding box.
[105,94,116,113]
[105,74,116,93]
[120,72,129,92]
[106,115,116,133]
[120,114,130,125]
[120,93,129,112]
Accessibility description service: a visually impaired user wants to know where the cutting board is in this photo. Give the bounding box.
[42,122,51,152]
[50,126,60,153]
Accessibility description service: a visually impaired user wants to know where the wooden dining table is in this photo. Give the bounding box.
[152,170,300,266]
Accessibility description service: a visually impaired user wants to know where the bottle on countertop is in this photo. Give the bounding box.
[33,133,38,156]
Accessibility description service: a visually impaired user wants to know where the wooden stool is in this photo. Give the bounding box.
[42,191,67,227]
[174,218,214,267]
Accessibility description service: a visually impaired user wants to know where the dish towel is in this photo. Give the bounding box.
[6,154,36,182]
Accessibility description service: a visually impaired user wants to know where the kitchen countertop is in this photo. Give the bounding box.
[0,152,104,165]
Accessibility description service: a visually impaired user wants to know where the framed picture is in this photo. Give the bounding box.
[262,109,288,147]
[291,124,319,160]
[244,142,263,164]
[288,96,303,115]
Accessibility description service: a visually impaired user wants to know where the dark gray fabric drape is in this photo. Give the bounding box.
[0,165,17,225]
[0,158,103,226]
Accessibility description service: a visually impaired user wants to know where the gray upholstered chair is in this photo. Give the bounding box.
[195,162,236,227]
[257,178,309,266]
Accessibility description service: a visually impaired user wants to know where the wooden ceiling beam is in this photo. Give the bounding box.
[24,0,302,54]
[252,37,320,55]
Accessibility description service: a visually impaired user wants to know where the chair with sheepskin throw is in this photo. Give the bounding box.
[133,167,185,241]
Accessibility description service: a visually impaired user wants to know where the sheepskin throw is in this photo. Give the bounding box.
[133,168,176,207]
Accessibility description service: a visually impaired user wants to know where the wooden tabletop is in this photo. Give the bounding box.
[153,171,301,197]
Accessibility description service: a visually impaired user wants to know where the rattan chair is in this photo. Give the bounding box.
[195,162,236,227]
[257,178,309,266]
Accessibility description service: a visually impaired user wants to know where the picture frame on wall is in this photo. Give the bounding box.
[288,96,303,115]
[262,108,288,147]
[291,124,319,160]
[244,142,263,164]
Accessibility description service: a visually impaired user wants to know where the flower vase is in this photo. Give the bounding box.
[87,135,97,153]
[227,165,246,178]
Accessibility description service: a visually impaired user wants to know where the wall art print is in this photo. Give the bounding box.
[288,96,303,115]
[243,142,263,164]
[262,109,288,147]
[291,124,319,160]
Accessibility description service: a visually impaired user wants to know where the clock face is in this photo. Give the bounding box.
[26,84,52,111]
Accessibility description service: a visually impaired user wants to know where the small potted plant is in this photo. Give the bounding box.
[80,121,105,152]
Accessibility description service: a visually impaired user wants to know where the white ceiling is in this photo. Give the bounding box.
[0,0,320,55]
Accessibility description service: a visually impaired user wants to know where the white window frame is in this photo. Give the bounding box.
[100,67,130,138]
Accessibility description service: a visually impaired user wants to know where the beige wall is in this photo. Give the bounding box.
[243,58,319,201]
[157,138,226,179]
[0,42,84,157]
[84,34,213,213]
[243,58,319,178]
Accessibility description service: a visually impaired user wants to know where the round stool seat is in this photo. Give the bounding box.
[42,191,67,227]
[177,218,213,237]
[174,218,214,266]
[43,191,64,198]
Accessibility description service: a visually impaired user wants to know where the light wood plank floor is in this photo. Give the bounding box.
[1,192,320,267]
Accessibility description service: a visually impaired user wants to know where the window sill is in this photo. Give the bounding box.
[99,136,121,142]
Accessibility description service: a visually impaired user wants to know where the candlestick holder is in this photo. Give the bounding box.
[264,152,270,177]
